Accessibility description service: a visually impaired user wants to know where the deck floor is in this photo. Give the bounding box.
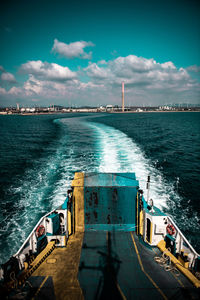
[18,231,199,300]
[78,231,196,300]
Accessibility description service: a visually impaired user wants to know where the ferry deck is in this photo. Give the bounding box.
[1,172,200,299]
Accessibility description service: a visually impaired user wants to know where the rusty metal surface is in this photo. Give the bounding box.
[84,173,138,187]
[84,173,138,231]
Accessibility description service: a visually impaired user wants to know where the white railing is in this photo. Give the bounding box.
[167,216,199,268]
[167,216,199,256]
[14,208,56,257]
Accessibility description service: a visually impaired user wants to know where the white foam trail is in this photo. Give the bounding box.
[1,116,199,263]
[88,122,179,210]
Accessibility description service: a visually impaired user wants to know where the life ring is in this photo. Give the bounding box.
[36,225,45,237]
[166,224,175,236]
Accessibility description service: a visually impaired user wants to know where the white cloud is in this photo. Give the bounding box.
[85,55,191,90]
[161,61,176,69]
[85,63,110,79]
[0,54,199,107]
[1,72,16,83]
[23,75,43,95]
[97,60,107,65]
[21,74,78,99]
[52,39,94,59]
[20,60,77,81]
[186,65,200,73]
[8,87,22,95]
[80,54,199,105]
[0,87,6,94]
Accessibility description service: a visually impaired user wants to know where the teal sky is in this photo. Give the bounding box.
[0,0,200,106]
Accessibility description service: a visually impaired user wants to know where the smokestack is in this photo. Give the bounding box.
[122,82,124,112]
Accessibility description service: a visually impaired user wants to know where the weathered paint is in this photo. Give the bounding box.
[157,240,200,288]
[32,232,84,299]
[139,211,144,236]
[3,172,199,299]
[67,210,72,235]
[84,185,138,231]
[71,172,139,232]
[84,172,137,187]
[71,172,85,232]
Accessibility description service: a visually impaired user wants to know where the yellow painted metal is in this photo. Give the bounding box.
[139,211,144,236]
[30,241,55,268]
[157,240,200,288]
[16,241,55,286]
[178,256,189,269]
[24,262,28,270]
[32,232,84,299]
[130,232,168,300]
[67,210,72,235]
[63,235,66,246]
[151,246,185,288]
[71,172,85,233]
[46,258,56,264]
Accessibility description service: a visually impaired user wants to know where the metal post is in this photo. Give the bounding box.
[146,175,150,204]
[122,82,124,112]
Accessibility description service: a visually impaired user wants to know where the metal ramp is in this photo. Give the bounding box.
[84,173,138,231]
[78,231,198,300]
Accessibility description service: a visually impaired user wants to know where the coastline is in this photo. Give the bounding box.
[0,110,200,116]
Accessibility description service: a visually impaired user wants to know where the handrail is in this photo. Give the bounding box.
[14,208,56,257]
[167,216,199,257]
[14,197,69,258]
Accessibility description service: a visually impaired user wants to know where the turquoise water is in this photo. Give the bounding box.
[0,112,199,263]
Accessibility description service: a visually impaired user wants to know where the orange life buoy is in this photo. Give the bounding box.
[166,224,175,235]
[36,225,45,237]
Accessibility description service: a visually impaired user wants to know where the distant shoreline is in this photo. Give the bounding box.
[0,110,199,116]
[111,110,200,113]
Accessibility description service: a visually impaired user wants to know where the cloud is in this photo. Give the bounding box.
[23,75,43,95]
[85,63,110,79]
[1,54,199,107]
[52,39,94,59]
[20,60,77,81]
[186,65,200,73]
[97,60,107,65]
[8,87,22,95]
[1,72,16,83]
[85,55,190,89]
[0,66,5,72]
[0,87,6,95]
[80,54,199,105]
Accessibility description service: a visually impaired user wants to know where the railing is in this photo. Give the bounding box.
[14,208,56,258]
[167,216,199,267]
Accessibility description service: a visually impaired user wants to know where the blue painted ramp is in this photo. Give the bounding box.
[84,173,139,231]
[78,231,196,300]
[78,231,161,300]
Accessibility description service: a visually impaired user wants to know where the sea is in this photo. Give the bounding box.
[0,112,200,264]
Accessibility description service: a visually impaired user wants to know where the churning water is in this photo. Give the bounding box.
[0,112,199,263]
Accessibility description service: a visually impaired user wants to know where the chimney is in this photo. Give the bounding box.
[122,82,124,112]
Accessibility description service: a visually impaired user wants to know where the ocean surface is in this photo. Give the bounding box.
[0,112,199,264]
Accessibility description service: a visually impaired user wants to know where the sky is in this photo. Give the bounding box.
[0,0,200,107]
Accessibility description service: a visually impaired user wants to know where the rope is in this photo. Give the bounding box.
[154,249,180,276]
[10,271,18,289]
